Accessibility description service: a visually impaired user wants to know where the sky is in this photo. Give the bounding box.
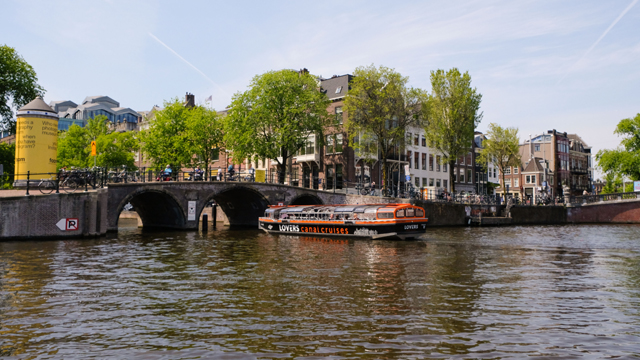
[2,0,639,178]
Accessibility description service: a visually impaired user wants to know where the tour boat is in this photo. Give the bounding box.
[258,204,428,240]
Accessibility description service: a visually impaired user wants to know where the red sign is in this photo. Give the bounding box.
[56,218,79,231]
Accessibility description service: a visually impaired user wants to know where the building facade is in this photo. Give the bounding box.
[50,96,141,131]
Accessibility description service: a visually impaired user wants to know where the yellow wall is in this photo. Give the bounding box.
[14,115,58,179]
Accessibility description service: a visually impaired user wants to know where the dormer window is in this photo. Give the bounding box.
[335,86,342,94]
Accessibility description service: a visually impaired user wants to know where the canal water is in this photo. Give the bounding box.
[1,223,639,359]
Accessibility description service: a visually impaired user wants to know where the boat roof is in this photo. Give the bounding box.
[266,204,420,213]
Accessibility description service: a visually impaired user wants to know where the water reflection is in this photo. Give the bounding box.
[1,225,639,358]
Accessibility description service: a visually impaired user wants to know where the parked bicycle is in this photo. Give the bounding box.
[38,176,57,194]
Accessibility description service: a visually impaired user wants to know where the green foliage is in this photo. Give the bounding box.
[477,123,521,194]
[141,99,224,171]
[344,64,425,190]
[0,142,15,188]
[423,68,482,192]
[57,115,138,169]
[596,113,640,182]
[224,69,330,182]
[0,45,45,132]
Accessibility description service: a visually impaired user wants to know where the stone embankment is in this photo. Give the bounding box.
[0,189,108,240]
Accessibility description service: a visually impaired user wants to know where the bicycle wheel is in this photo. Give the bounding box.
[62,179,78,193]
[39,180,55,194]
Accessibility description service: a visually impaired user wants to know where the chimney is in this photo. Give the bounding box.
[185,92,195,108]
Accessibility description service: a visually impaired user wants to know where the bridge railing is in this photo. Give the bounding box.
[570,191,640,205]
[1,168,105,195]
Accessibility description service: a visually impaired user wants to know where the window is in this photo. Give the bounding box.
[459,156,465,165]
[436,179,441,187]
[493,168,496,178]
[326,134,334,153]
[429,154,434,171]
[407,151,412,169]
[414,134,419,146]
[514,167,518,174]
[443,163,447,172]
[335,86,342,94]
[506,179,511,187]
[467,169,472,183]
[504,167,511,175]
[535,144,540,152]
[459,172,464,183]
[550,175,554,185]
[429,178,434,186]
[335,134,343,153]
[378,212,394,219]
[443,179,448,190]
[514,178,519,187]
[422,178,427,187]
[211,148,220,161]
[335,106,343,124]
[415,152,419,169]
[531,175,536,184]
[422,153,426,170]
[422,135,426,147]
[436,155,441,172]
[414,177,420,187]
[396,209,405,218]
[406,208,415,217]
[406,133,412,145]
[466,153,472,165]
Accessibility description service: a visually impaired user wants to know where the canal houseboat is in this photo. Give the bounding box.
[258,204,428,240]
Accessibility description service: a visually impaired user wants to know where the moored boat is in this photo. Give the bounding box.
[258,204,428,240]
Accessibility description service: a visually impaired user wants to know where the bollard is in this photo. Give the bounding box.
[212,204,217,229]
[202,213,208,231]
[26,171,30,196]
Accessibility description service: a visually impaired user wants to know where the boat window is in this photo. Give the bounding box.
[416,208,424,217]
[396,209,405,218]
[377,212,394,219]
[406,208,415,217]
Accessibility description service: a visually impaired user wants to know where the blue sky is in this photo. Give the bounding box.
[3,0,639,177]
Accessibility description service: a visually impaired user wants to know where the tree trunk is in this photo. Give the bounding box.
[449,160,456,193]
[278,146,287,184]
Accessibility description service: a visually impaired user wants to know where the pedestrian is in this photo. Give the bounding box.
[216,167,222,181]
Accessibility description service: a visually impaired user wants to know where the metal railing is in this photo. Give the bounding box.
[571,191,640,205]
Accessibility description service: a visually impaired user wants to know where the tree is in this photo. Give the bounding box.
[344,64,425,192]
[0,45,45,132]
[476,123,521,196]
[423,68,483,193]
[596,113,640,183]
[0,142,15,188]
[141,99,225,172]
[141,98,192,170]
[224,69,330,183]
[57,115,139,169]
[183,106,224,171]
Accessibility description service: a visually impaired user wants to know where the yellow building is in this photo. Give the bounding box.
[14,96,59,186]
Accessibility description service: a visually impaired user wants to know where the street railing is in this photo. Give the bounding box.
[571,191,640,205]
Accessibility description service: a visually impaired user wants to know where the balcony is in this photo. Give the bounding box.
[570,167,588,174]
[294,152,320,164]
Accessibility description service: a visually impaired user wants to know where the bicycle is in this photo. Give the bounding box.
[38,176,57,194]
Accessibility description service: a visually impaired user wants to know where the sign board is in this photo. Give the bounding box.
[542,181,547,188]
[56,218,79,231]
[404,164,410,175]
[91,141,97,156]
[634,181,640,192]
[255,169,266,183]
[188,201,196,221]
[405,175,411,182]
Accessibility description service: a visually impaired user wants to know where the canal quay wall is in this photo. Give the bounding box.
[0,189,108,240]
[566,199,640,224]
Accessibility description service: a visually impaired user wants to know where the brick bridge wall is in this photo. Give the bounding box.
[567,199,640,223]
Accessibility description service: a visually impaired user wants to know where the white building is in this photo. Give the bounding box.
[405,126,450,195]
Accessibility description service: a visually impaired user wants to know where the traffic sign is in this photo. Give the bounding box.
[56,218,79,231]
[91,141,97,156]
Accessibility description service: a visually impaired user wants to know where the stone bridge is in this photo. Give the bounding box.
[107,182,378,231]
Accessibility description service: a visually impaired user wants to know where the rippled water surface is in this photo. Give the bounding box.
[1,223,640,359]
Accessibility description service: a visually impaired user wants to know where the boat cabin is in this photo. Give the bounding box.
[263,204,425,222]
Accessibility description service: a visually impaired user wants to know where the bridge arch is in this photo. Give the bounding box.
[289,193,324,205]
[116,189,186,229]
[202,185,270,227]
